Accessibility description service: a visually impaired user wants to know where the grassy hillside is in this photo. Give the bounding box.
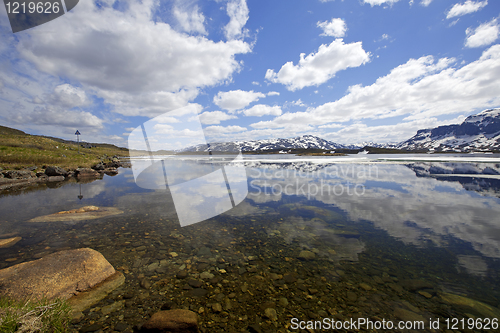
[0,125,128,170]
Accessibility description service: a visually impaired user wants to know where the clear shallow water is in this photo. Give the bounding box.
[1,155,500,332]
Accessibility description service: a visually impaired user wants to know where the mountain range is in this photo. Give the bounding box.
[397,108,500,152]
[184,108,500,153]
[183,134,361,152]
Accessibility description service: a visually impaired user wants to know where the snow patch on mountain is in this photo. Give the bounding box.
[397,108,500,152]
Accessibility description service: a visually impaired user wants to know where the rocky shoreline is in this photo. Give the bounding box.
[0,156,129,191]
[0,247,201,333]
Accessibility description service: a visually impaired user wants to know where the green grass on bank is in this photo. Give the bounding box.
[0,296,71,333]
[0,126,129,171]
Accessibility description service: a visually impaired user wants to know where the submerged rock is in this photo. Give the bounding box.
[28,206,123,222]
[400,279,434,292]
[0,236,21,248]
[439,292,500,318]
[68,271,125,314]
[142,309,199,332]
[58,206,99,214]
[298,250,316,260]
[0,248,116,301]
[264,308,278,321]
[393,308,426,324]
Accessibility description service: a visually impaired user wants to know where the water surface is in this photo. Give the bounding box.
[1,154,500,332]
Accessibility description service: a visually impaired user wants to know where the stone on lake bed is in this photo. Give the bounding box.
[400,279,434,292]
[200,271,214,280]
[278,297,288,306]
[359,283,372,291]
[187,279,203,288]
[0,236,21,248]
[393,308,427,324]
[68,271,125,314]
[143,309,199,332]
[418,291,433,299]
[439,292,500,319]
[28,206,123,222]
[57,206,99,214]
[298,250,316,260]
[264,308,278,321]
[189,288,208,297]
[101,300,125,315]
[176,270,188,279]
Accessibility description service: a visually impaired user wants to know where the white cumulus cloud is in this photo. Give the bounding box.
[243,105,282,117]
[223,0,249,40]
[465,19,499,48]
[199,111,237,124]
[204,125,247,134]
[363,0,400,6]
[317,18,347,38]
[265,39,370,91]
[48,84,90,108]
[173,3,207,35]
[13,0,251,118]
[213,90,267,111]
[253,45,500,141]
[446,0,488,19]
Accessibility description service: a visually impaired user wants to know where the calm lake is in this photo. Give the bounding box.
[1,154,500,332]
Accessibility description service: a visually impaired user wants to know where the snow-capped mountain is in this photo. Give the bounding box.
[354,141,398,149]
[183,135,348,152]
[397,108,500,152]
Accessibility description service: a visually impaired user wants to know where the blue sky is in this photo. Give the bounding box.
[1,0,499,148]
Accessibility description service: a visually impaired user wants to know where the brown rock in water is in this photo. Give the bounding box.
[68,271,125,314]
[57,206,99,214]
[394,308,427,324]
[143,309,199,332]
[104,168,119,176]
[28,206,123,222]
[75,168,100,179]
[400,279,434,292]
[0,236,22,248]
[298,250,316,260]
[439,292,500,319]
[0,248,116,301]
[48,175,65,182]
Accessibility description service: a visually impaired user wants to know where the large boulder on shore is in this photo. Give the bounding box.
[3,170,35,179]
[142,309,199,332]
[0,248,116,301]
[45,166,68,177]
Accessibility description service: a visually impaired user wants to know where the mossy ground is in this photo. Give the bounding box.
[0,296,71,333]
[0,131,128,171]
